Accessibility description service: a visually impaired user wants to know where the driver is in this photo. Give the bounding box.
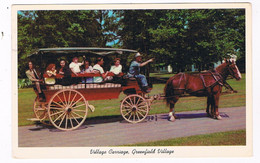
[128,53,153,93]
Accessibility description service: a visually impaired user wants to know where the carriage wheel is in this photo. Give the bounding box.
[120,94,149,123]
[33,97,52,126]
[47,89,88,131]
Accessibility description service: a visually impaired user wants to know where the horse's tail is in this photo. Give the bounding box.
[164,76,176,106]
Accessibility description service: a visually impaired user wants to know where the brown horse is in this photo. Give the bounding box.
[164,59,242,121]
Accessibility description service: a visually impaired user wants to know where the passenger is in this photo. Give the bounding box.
[69,57,84,76]
[110,58,122,75]
[93,57,108,83]
[58,59,72,86]
[128,52,153,93]
[25,61,45,101]
[81,59,94,83]
[106,58,122,81]
[45,63,57,85]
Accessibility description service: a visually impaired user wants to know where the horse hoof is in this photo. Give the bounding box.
[169,116,176,122]
[216,115,222,120]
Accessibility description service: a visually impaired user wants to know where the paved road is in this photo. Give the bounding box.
[18,106,245,147]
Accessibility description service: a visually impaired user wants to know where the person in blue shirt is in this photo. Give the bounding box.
[128,53,154,92]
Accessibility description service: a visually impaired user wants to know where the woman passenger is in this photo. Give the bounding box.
[110,58,122,75]
[45,63,57,85]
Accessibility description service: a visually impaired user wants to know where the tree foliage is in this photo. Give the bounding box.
[18,9,245,78]
[119,9,245,72]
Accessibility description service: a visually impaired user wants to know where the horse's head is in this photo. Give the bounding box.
[224,59,242,80]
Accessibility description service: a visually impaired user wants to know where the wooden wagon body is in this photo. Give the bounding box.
[29,48,152,131]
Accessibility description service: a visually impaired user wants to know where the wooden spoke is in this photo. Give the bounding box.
[121,108,131,112]
[129,97,134,106]
[49,107,64,111]
[53,112,65,123]
[72,111,84,119]
[69,116,74,128]
[138,105,148,109]
[68,90,71,104]
[63,91,67,105]
[133,96,136,105]
[124,100,132,107]
[138,108,148,113]
[70,97,83,108]
[50,110,64,117]
[123,110,132,117]
[135,97,141,106]
[65,114,68,129]
[136,111,141,121]
[56,94,66,106]
[69,92,78,106]
[128,113,133,120]
[122,104,131,108]
[51,101,64,108]
[71,112,80,125]
[136,110,145,118]
[58,113,67,127]
[137,101,147,107]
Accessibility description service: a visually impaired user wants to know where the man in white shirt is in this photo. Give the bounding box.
[93,57,108,83]
[69,57,84,76]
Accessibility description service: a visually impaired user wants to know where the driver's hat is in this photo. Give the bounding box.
[135,52,142,58]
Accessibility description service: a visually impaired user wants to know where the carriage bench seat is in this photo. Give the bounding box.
[48,83,121,90]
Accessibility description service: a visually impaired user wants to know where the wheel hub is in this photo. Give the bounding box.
[65,106,72,113]
[131,105,137,112]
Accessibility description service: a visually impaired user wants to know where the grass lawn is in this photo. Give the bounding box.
[124,130,246,146]
[18,73,245,126]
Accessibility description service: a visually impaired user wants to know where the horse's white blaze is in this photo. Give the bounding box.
[235,65,242,79]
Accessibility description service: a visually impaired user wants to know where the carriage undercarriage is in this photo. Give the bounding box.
[31,80,153,131]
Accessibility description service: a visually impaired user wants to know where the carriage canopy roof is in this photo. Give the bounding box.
[28,47,138,58]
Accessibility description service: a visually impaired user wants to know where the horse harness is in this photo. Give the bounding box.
[173,71,225,94]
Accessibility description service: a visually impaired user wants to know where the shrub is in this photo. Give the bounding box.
[18,78,32,88]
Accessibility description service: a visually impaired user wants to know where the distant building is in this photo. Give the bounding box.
[155,65,173,73]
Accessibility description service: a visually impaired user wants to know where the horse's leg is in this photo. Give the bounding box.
[168,96,179,122]
[206,96,212,117]
[213,92,222,120]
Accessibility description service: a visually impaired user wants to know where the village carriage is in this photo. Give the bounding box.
[28,47,153,131]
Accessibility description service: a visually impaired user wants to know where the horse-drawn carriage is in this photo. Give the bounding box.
[28,47,153,131]
[28,47,242,131]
